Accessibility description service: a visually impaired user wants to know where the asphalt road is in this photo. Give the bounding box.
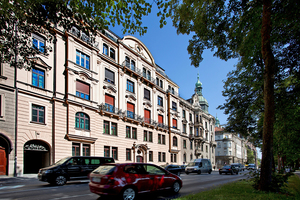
[0,171,249,200]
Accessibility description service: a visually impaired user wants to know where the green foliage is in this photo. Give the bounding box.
[0,0,166,69]
[250,170,293,193]
[247,148,256,164]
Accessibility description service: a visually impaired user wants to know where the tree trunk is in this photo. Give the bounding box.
[258,0,275,191]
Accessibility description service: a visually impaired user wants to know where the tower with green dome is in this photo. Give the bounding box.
[195,73,209,113]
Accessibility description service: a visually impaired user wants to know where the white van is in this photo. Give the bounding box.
[185,159,212,174]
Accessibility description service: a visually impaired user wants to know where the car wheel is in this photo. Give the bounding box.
[55,175,66,186]
[197,170,201,174]
[121,187,136,200]
[208,170,212,174]
[177,171,181,176]
[231,171,233,175]
[171,181,181,194]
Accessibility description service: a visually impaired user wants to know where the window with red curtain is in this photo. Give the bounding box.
[76,80,90,100]
[172,118,177,128]
[127,102,135,119]
[144,109,150,124]
[158,115,163,124]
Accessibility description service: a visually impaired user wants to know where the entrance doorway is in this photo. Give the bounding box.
[0,134,12,175]
[0,147,6,175]
[23,140,50,174]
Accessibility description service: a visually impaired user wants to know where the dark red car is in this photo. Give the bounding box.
[89,163,182,200]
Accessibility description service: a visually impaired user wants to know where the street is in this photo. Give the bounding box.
[0,171,248,200]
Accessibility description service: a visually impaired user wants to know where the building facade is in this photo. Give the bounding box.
[214,120,247,169]
[0,27,216,176]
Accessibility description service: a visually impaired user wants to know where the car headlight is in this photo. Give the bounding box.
[194,168,197,170]
[44,170,53,174]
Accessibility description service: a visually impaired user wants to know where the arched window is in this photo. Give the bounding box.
[131,60,135,71]
[75,112,90,130]
[103,43,108,55]
[173,136,177,147]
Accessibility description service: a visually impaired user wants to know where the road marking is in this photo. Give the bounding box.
[0,186,59,195]
[0,185,24,190]
[49,193,94,200]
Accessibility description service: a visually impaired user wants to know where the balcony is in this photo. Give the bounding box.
[195,149,202,155]
[70,27,99,49]
[189,134,194,140]
[194,134,204,141]
[158,123,168,130]
[125,111,142,124]
[210,141,217,146]
[122,60,142,75]
[100,103,122,119]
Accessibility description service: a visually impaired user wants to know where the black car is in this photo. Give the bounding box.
[38,156,115,185]
[180,165,187,172]
[219,165,239,175]
[164,164,181,176]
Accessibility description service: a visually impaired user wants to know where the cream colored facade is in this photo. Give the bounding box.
[1,28,216,175]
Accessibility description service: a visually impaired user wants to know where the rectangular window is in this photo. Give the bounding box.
[32,104,45,123]
[158,115,163,124]
[105,94,115,113]
[127,102,135,119]
[0,95,2,117]
[111,122,117,136]
[144,88,150,100]
[83,144,90,156]
[206,145,208,153]
[172,101,177,111]
[160,80,163,88]
[149,151,153,162]
[162,135,165,144]
[76,80,90,100]
[183,110,186,119]
[183,124,186,133]
[110,48,115,60]
[158,152,161,162]
[105,68,115,84]
[76,50,90,69]
[162,152,166,162]
[126,80,134,93]
[32,68,45,89]
[183,140,186,148]
[190,127,193,135]
[72,143,80,156]
[172,118,177,129]
[132,127,137,139]
[157,96,163,106]
[190,113,192,121]
[103,43,108,55]
[112,147,118,160]
[104,146,110,157]
[158,134,161,144]
[149,132,153,142]
[156,78,159,85]
[143,130,147,141]
[144,109,150,124]
[190,141,193,149]
[103,121,109,134]
[32,34,45,53]
[126,126,131,138]
[126,148,131,161]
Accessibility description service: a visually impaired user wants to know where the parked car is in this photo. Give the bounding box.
[38,156,115,186]
[185,159,212,174]
[164,164,181,176]
[247,164,256,170]
[231,163,243,171]
[219,165,239,175]
[180,165,187,172]
[89,163,182,200]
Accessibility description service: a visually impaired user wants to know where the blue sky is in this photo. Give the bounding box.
[110,10,237,126]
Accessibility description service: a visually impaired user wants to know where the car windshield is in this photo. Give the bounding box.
[249,164,255,167]
[231,165,239,168]
[93,165,116,175]
[187,162,200,167]
[53,157,71,165]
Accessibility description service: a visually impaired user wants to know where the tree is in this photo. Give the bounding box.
[163,0,300,191]
[247,148,255,164]
[0,0,156,69]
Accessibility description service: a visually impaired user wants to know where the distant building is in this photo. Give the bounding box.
[214,122,247,168]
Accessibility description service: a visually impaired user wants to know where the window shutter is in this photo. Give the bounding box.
[105,94,114,105]
[76,81,89,94]
[158,115,163,123]
[105,69,114,81]
[127,102,135,112]
[173,118,177,127]
[144,109,150,119]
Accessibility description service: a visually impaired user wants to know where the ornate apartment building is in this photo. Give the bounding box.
[214,119,248,168]
[0,27,216,176]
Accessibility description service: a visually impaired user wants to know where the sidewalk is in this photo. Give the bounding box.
[0,174,37,185]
